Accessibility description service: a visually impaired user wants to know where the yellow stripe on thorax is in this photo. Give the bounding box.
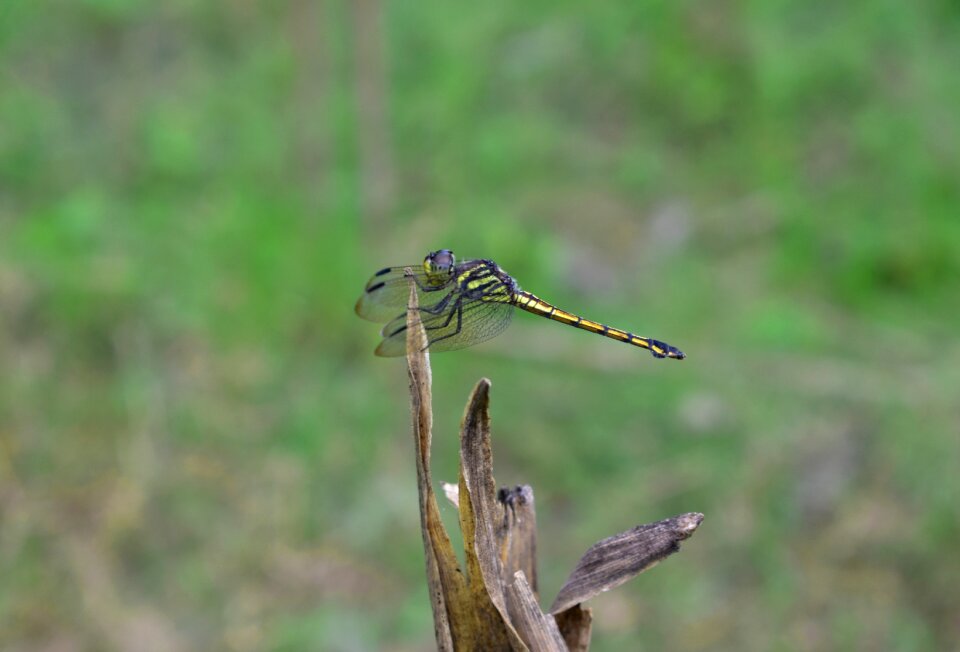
[458,267,512,302]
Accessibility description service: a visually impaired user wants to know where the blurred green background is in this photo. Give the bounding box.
[2,0,958,650]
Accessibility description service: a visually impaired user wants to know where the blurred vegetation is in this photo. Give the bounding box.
[1,0,958,650]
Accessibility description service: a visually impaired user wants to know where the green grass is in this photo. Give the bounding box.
[1,1,958,650]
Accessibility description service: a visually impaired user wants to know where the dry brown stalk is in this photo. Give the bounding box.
[402,277,703,651]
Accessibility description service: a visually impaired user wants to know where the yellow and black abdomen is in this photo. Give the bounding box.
[511,290,685,359]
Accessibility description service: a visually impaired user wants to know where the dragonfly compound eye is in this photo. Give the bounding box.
[424,249,456,275]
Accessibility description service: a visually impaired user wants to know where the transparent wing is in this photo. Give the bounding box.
[354,265,455,323]
[374,299,515,357]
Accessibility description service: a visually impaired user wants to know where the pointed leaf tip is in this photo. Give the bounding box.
[549,512,705,614]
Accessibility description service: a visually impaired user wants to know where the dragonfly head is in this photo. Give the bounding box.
[424,249,456,280]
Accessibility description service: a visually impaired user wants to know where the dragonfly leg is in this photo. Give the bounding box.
[423,296,462,332]
[420,290,455,315]
[382,293,458,340]
[423,299,464,350]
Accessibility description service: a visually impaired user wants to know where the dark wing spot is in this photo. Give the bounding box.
[375,267,392,276]
[366,281,386,293]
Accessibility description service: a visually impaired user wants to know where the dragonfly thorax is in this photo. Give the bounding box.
[454,259,518,302]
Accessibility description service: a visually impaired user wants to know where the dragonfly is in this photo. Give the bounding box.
[355,249,685,360]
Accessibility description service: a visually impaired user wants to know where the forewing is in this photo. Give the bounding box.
[354,265,453,322]
[374,299,514,357]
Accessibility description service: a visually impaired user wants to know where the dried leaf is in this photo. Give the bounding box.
[554,605,592,652]
[406,278,464,650]
[458,379,528,650]
[497,485,538,594]
[550,512,704,614]
[507,571,567,652]
[497,484,539,628]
